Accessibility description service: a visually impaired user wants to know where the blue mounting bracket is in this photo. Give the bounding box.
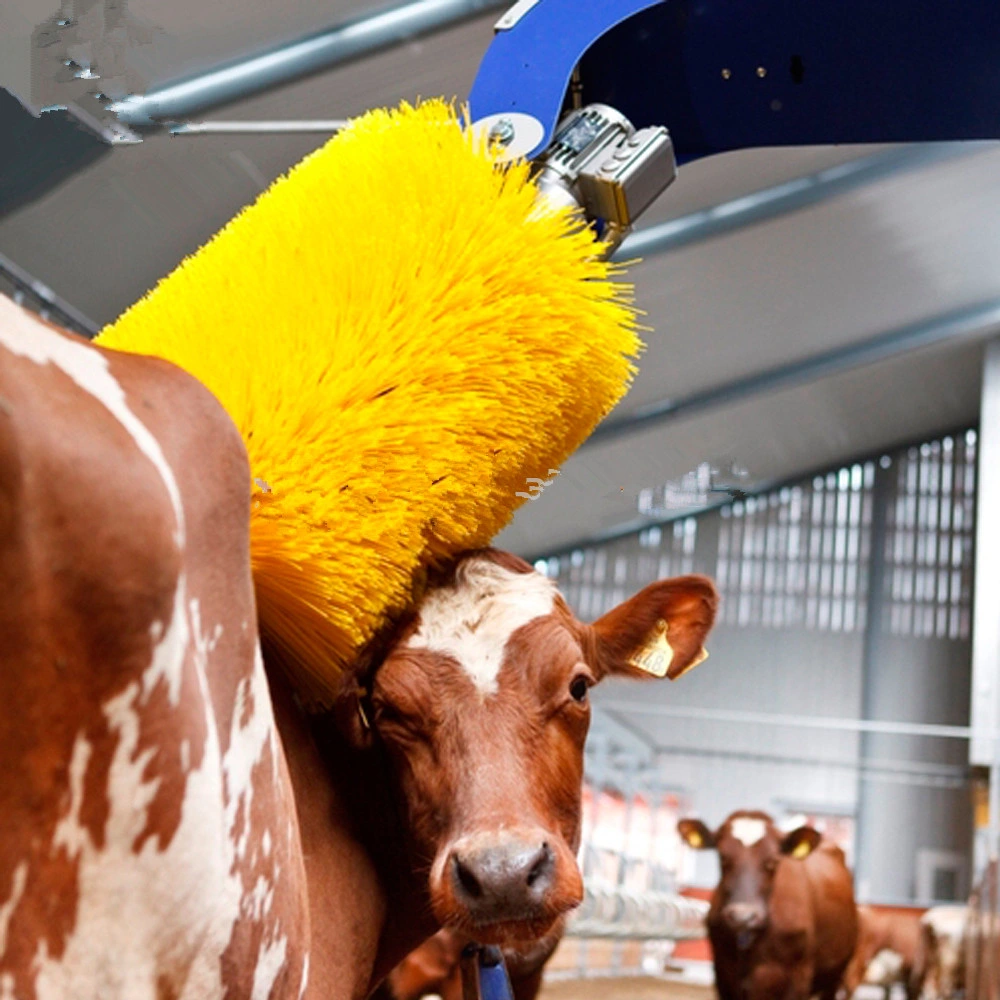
[469,0,1000,164]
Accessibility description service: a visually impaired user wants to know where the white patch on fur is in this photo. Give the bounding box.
[251,934,287,1000]
[407,557,556,695]
[864,949,904,985]
[0,294,185,547]
[0,973,15,1000]
[922,904,967,994]
[0,862,28,958]
[223,642,275,863]
[730,818,767,847]
[244,876,275,921]
[922,905,967,937]
[143,574,192,707]
[33,596,286,999]
[298,954,310,1000]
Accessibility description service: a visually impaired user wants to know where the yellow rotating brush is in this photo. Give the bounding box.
[97,99,641,708]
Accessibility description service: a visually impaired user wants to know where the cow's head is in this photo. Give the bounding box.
[678,811,821,945]
[350,549,717,946]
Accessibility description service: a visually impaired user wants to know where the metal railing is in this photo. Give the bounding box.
[566,886,708,940]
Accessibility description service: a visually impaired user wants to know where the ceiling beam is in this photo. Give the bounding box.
[110,0,506,127]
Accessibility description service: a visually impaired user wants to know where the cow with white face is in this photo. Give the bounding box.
[326,549,719,953]
[1,297,719,1000]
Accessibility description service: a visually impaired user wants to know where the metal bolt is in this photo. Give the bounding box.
[487,117,516,147]
[756,66,767,78]
[721,68,732,79]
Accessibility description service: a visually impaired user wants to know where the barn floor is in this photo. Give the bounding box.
[540,976,715,1000]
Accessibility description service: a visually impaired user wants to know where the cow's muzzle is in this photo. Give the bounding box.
[431,829,583,944]
[722,903,767,938]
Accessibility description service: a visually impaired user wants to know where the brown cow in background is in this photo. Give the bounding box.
[843,907,924,1000]
[679,810,858,1000]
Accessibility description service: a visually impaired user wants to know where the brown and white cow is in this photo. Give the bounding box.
[920,906,966,1000]
[843,907,924,1000]
[679,811,858,1000]
[0,297,718,1000]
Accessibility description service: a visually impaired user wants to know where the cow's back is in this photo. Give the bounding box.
[803,842,858,982]
[0,298,309,1000]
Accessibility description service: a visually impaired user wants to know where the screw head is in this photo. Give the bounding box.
[487,117,516,147]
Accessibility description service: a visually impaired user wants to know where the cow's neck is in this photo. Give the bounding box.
[267,668,437,1000]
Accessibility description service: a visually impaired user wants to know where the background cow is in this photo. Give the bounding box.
[0,299,719,999]
[920,906,967,1000]
[843,907,924,1000]
[679,810,858,1000]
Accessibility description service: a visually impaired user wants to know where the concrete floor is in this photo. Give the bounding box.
[540,977,715,1000]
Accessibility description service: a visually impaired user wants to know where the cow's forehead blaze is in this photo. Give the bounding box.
[404,556,559,696]
[728,817,768,848]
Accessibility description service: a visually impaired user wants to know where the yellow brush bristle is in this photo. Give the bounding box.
[96,99,642,707]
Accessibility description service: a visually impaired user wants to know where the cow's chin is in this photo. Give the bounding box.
[445,912,563,948]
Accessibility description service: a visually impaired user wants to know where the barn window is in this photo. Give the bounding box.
[537,430,976,639]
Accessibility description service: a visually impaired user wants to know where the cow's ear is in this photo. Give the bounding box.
[589,575,718,681]
[331,684,376,750]
[780,826,821,859]
[678,819,716,850]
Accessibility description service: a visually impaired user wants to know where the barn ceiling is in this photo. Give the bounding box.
[1,0,998,558]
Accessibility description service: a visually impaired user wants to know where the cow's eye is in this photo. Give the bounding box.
[569,676,590,703]
[763,858,778,874]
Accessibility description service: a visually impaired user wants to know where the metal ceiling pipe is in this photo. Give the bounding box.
[596,700,987,741]
[586,296,1000,448]
[168,120,349,135]
[612,141,992,262]
[110,0,507,127]
[0,251,99,337]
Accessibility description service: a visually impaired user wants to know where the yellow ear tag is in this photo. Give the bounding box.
[687,829,704,848]
[628,619,674,677]
[672,645,710,680]
[790,839,812,859]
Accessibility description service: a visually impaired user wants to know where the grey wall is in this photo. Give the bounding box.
[554,434,977,904]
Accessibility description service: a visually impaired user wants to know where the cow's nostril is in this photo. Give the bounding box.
[526,843,553,888]
[446,835,567,923]
[452,854,483,899]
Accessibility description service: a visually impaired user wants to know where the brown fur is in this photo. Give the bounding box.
[843,907,924,1000]
[679,810,858,1000]
[0,312,309,999]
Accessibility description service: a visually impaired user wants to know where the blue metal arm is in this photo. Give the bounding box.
[468,0,662,160]
[470,0,1000,164]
